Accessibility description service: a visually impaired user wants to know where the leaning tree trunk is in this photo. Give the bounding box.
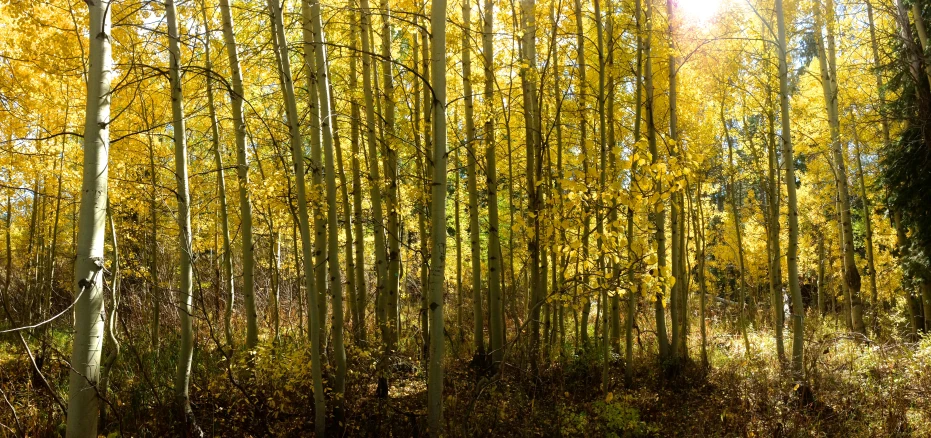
[815,0,865,334]
[268,0,326,433]
[66,2,111,433]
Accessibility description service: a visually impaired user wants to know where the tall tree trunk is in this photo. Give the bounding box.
[348,0,367,346]
[427,0,449,432]
[483,0,504,366]
[359,0,389,350]
[218,0,256,350]
[693,183,709,369]
[626,0,644,387]
[268,0,326,432]
[165,0,198,430]
[520,0,542,372]
[572,0,592,349]
[66,3,110,430]
[307,0,347,410]
[721,105,752,355]
[776,0,806,376]
[301,3,329,351]
[98,204,120,433]
[766,102,785,362]
[203,5,238,349]
[142,99,160,352]
[815,0,865,334]
[463,0,485,360]
[379,0,401,356]
[644,0,670,360]
[851,124,878,314]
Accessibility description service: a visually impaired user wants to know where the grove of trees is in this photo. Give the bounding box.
[1,0,930,435]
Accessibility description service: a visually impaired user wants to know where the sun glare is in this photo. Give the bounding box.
[678,0,722,24]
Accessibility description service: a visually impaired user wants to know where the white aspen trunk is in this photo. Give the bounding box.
[427,0,448,432]
[218,0,257,350]
[66,0,111,433]
[775,0,805,376]
[308,0,347,404]
[165,0,198,429]
[484,0,504,365]
[348,1,367,344]
[203,3,237,349]
[815,0,865,334]
[380,0,401,352]
[644,0,670,360]
[463,0,485,360]
[267,0,326,433]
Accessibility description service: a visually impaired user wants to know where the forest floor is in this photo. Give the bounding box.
[1,316,930,437]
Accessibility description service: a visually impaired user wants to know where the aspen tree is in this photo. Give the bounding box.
[381,0,401,353]
[644,0,671,360]
[573,0,592,347]
[626,0,644,387]
[463,0,485,360]
[427,0,449,431]
[301,1,328,350]
[218,0,257,350]
[66,0,111,432]
[307,0,347,404]
[775,0,806,376]
[165,0,198,429]
[359,0,389,350]
[721,103,752,355]
[348,0,367,345]
[483,0,504,365]
[268,0,326,432]
[203,2,237,349]
[815,0,865,334]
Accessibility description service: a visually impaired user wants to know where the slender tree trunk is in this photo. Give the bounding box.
[359,0,389,352]
[766,103,785,361]
[572,0,592,350]
[625,0,644,387]
[462,0,485,360]
[644,0,670,360]
[165,0,198,430]
[348,0,367,346]
[307,0,347,409]
[693,183,709,369]
[268,0,326,432]
[427,0,449,431]
[815,0,865,334]
[203,6,238,349]
[483,0,503,365]
[218,0,256,350]
[851,124,878,313]
[520,0,542,372]
[776,0,805,376]
[379,0,401,353]
[721,105,752,355]
[98,204,120,433]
